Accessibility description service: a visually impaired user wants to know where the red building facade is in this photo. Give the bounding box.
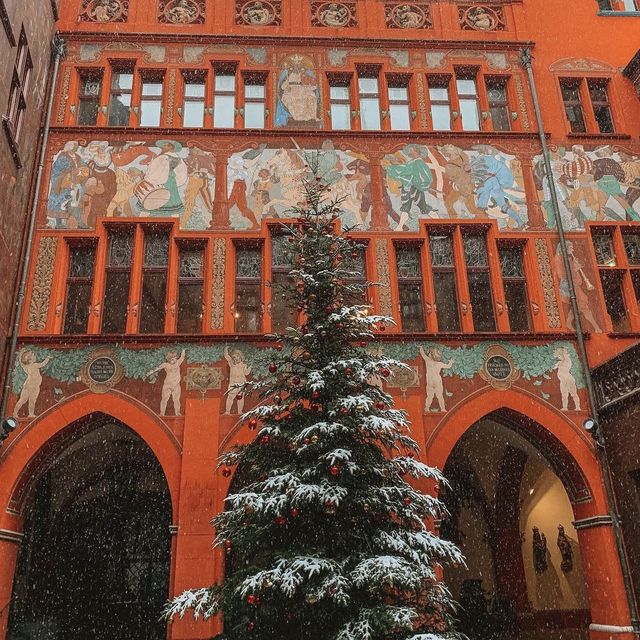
[0,1,639,639]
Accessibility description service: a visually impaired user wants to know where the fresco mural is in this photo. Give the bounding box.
[275,54,322,128]
[227,142,372,229]
[533,145,640,230]
[46,140,216,230]
[11,341,585,420]
[382,143,527,231]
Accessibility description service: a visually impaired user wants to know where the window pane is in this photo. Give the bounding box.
[177,283,204,333]
[390,103,410,131]
[185,82,205,98]
[64,283,92,334]
[330,103,351,130]
[504,281,531,332]
[215,74,235,91]
[490,105,510,131]
[600,270,630,332]
[139,272,167,333]
[623,234,640,265]
[102,272,130,334]
[433,272,460,332]
[245,101,265,129]
[431,104,451,130]
[358,77,379,94]
[592,232,616,266]
[456,79,477,95]
[112,72,133,91]
[183,101,204,127]
[235,283,261,332]
[214,94,235,127]
[429,86,449,101]
[140,99,162,127]
[467,271,496,332]
[330,86,350,100]
[271,271,296,331]
[143,82,163,96]
[631,271,640,304]
[593,106,614,134]
[399,283,425,332]
[245,84,265,99]
[78,99,99,126]
[360,97,381,130]
[108,93,131,126]
[388,86,408,101]
[459,98,480,131]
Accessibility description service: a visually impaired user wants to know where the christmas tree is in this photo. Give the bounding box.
[166,156,463,640]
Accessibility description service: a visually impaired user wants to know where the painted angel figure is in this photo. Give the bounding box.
[14,351,51,418]
[419,346,454,413]
[146,349,186,416]
[224,346,252,414]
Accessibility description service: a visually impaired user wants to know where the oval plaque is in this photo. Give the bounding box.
[485,355,512,381]
[88,357,117,384]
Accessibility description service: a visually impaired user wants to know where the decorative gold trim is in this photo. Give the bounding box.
[535,238,561,329]
[27,238,58,331]
[211,237,226,330]
[375,239,393,318]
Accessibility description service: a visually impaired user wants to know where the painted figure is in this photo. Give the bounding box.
[471,145,524,228]
[419,346,454,413]
[91,0,120,21]
[554,241,601,333]
[14,351,51,418]
[166,0,199,23]
[182,150,215,228]
[467,6,494,30]
[275,55,319,126]
[385,145,434,231]
[228,150,261,228]
[136,141,188,216]
[224,346,252,414]
[146,349,186,416]
[553,347,581,412]
[593,145,638,221]
[439,144,483,218]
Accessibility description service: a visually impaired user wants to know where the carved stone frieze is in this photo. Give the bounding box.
[158,0,205,24]
[27,238,58,331]
[235,0,281,26]
[311,1,357,27]
[458,5,506,31]
[384,3,432,29]
[79,0,128,22]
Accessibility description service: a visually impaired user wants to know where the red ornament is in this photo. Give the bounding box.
[222,467,232,477]
[290,507,300,518]
[274,515,287,526]
[375,402,385,410]
[247,594,258,605]
[268,363,278,374]
[311,391,320,400]
[292,376,301,386]
[330,465,340,476]
[247,622,255,631]
[360,341,368,348]
[287,236,295,243]
[380,368,391,378]
[325,305,333,313]
[340,406,349,414]
[345,368,353,376]
[275,343,283,351]
[260,435,270,445]
[379,324,386,332]
[336,255,343,262]
[404,497,412,506]
[248,418,259,430]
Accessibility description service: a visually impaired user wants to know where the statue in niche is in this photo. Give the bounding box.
[532,527,548,574]
[557,525,573,573]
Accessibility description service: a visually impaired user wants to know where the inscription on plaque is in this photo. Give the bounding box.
[480,345,520,390]
[485,355,512,381]
[80,349,125,393]
[88,357,117,384]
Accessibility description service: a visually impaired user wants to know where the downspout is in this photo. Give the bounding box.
[0,35,65,423]
[520,46,640,635]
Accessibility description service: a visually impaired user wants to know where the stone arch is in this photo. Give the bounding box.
[0,391,182,523]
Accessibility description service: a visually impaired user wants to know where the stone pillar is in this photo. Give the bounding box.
[369,157,390,231]
[520,155,547,230]
[212,153,231,230]
[169,395,222,639]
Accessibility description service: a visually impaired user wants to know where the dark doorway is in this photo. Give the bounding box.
[7,421,172,640]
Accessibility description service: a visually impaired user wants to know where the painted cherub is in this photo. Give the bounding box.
[419,346,454,413]
[146,349,186,416]
[553,347,581,411]
[224,346,252,414]
[14,351,51,418]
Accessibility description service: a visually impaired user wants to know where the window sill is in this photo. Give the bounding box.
[597,10,640,16]
[2,116,22,170]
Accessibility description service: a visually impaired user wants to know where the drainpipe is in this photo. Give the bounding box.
[520,46,640,635]
[0,35,65,426]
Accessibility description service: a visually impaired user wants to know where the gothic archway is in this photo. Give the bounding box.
[6,419,172,640]
[440,415,591,640]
